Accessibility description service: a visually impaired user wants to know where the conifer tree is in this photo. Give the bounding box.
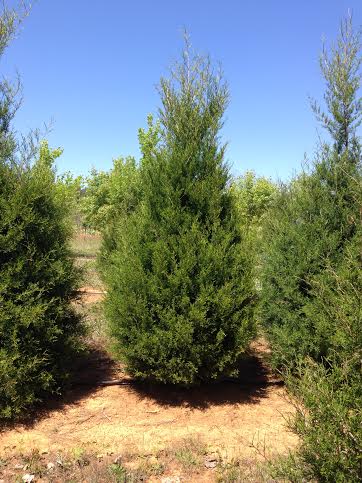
[101,43,256,385]
[0,4,83,418]
[260,18,361,479]
[259,15,361,369]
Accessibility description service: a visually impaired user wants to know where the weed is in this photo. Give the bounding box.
[72,447,90,467]
[22,449,44,476]
[173,436,207,472]
[108,462,153,482]
[217,460,243,482]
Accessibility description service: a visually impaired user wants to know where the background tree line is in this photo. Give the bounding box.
[0,3,360,481]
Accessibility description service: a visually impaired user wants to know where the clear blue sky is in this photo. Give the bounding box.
[2,0,361,180]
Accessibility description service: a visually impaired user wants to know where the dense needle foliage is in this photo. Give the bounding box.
[100,44,256,385]
[262,16,362,482]
[0,6,83,419]
[260,16,362,369]
[0,143,84,419]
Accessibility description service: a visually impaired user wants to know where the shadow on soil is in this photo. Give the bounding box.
[0,346,118,431]
[0,345,282,430]
[131,350,282,410]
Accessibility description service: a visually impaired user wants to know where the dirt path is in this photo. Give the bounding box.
[0,288,298,474]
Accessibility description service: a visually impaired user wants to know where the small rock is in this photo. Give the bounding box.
[14,464,24,470]
[22,475,35,483]
[204,454,218,469]
[161,478,181,483]
[40,450,48,455]
[96,454,104,460]
[56,458,63,467]
[47,462,55,470]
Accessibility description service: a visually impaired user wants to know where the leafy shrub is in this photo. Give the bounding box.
[231,171,277,226]
[100,43,256,385]
[231,172,277,293]
[56,171,84,229]
[0,142,84,418]
[82,156,140,231]
[273,229,361,482]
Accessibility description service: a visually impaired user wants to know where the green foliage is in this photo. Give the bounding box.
[260,15,362,483]
[289,325,361,480]
[260,15,362,370]
[101,41,256,385]
[231,172,277,279]
[311,14,362,154]
[231,171,277,226]
[0,143,84,419]
[0,4,83,419]
[56,170,84,226]
[272,228,362,482]
[81,168,110,230]
[260,154,360,368]
[82,156,140,231]
[294,201,361,482]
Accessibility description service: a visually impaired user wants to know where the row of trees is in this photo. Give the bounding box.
[0,2,360,480]
[0,1,276,416]
[94,20,361,482]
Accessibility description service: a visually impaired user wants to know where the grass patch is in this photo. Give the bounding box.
[76,257,103,289]
[76,301,109,348]
[109,458,165,482]
[216,458,273,482]
[170,436,207,473]
[71,231,101,258]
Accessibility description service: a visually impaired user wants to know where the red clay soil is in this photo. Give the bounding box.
[0,287,298,468]
[0,345,297,464]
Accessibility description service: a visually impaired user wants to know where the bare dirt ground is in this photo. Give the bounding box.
[0,342,297,460]
[0,278,299,481]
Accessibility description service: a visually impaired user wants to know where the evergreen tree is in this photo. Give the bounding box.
[273,163,362,483]
[261,17,362,480]
[311,15,362,155]
[101,43,256,385]
[259,15,361,369]
[0,5,83,418]
[0,142,84,418]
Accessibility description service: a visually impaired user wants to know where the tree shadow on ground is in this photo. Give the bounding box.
[0,342,282,430]
[0,344,119,430]
[129,349,282,410]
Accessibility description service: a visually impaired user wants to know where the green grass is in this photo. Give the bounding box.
[70,231,101,258]
[75,258,103,289]
[79,301,109,347]
[171,437,207,473]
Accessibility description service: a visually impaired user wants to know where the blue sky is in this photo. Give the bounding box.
[2,0,361,180]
